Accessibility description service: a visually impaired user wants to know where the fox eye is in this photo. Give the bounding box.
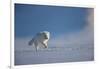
[43,34,48,39]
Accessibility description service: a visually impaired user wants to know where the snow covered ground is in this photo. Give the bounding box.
[15,43,94,65]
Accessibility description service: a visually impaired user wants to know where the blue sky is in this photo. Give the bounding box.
[15,4,91,38]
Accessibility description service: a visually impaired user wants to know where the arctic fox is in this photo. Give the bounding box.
[28,31,50,51]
